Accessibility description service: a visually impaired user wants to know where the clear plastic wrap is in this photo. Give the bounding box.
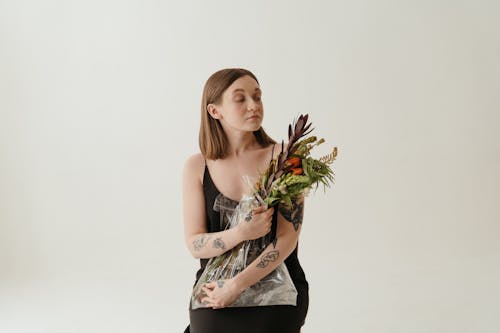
[190,191,298,309]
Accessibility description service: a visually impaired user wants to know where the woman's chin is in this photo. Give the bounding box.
[249,124,262,132]
[247,119,263,131]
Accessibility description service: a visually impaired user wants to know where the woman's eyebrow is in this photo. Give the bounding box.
[232,88,261,94]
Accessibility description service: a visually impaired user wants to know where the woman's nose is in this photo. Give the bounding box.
[247,100,258,111]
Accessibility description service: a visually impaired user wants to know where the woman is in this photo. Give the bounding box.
[183,68,309,333]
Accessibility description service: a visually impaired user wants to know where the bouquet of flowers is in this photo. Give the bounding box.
[191,114,338,309]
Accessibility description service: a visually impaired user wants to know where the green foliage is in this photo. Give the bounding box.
[255,114,337,207]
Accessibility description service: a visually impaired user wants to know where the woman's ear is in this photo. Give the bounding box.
[207,104,222,119]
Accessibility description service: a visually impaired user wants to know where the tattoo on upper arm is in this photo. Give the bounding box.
[217,280,224,288]
[193,234,210,251]
[213,237,226,250]
[278,199,304,231]
[256,250,279,268]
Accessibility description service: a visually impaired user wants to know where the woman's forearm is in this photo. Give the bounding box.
[188,205,274,259]
[188,227,245,259]
[232,230,299,293]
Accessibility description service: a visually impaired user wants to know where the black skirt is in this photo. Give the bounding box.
[185,280,308,333]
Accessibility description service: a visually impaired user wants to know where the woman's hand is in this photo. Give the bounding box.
[201,278,244,309]
[236,205,274,241]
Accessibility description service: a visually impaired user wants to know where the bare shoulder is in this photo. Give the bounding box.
[183,153,205,184]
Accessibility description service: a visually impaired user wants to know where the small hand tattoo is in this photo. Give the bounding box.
[245,210,253,222]
[193,235,209,251]
[213,237,226,250]
[217,280,225,288]
[278,199,304,231]
[256,250,279,268]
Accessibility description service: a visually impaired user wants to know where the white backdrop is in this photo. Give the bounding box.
[1,1,499,332]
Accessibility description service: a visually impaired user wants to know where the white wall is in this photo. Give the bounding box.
[1,1,499,332]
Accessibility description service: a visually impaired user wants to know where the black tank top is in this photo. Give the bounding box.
[194,162,309,290]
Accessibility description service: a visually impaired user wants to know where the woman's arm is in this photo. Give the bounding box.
[201,195,304,308]
[183,154,273,259]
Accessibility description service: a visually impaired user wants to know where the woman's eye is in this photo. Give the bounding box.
[235,95,261,103]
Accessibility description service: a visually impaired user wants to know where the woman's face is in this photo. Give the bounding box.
[208,75,264,133]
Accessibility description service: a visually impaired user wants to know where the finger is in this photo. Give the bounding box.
[202,287,212,295]
[202,297,218,307]
[205,282,216,289]
[253,206,266,213]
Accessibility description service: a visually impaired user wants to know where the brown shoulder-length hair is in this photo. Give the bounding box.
[199,68,276,160]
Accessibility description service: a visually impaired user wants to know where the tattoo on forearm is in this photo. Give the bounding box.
[217,280,224,288]
[256,250,279,268]
[193,235,209,251]
[213,237,226,250]
[278,200,304,231]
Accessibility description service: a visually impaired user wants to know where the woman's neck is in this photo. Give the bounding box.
[225,130,261,157]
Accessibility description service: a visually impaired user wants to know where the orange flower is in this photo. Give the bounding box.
[291,168,303,175]
[286,157,301,168]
